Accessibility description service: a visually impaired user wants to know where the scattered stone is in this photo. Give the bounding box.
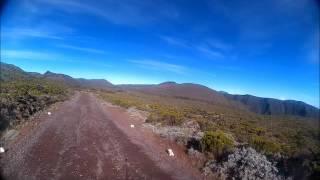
[0,147,5,153]
[167,149,174,157]
[48,112,52,115]
[130,124,135,128]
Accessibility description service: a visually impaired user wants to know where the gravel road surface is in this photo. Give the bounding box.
[0,92,201,180]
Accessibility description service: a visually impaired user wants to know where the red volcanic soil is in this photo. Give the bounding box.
[0,92,202,180]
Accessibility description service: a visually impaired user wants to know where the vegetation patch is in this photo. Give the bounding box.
[250,135,281,155]
[201,130,234,157]
[98,90,320,179]
[0,79,69,134]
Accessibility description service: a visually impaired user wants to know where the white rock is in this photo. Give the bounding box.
[48,112,52,115]
[130,124,135,128]
[167,149,174,157]
[0,147,5,153]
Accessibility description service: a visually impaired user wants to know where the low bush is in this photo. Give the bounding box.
[250,135,281,155]
[101,92,186,125]
[201,130,234,157]
[0,80,68,134]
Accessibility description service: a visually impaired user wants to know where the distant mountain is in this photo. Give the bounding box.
[223,93,319,118]
[0,62,114,89]
[120,82,319,119]
[28,72,43,78]
[43,71,80,87]
[2,62,318,118]
[76,78,114,89]
[0,62,31,81]
[120,82,243,109]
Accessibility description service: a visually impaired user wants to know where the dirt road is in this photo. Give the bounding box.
[0,92,201,180]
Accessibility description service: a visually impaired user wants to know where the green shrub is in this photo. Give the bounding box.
[201,130,234,157]
[0,79,68,134]
[309,153,320,179]
[145,106,185,125]
[1,80,67,97]
[145,112,158,123]
[158,108,184,125]
[250,136,281,155]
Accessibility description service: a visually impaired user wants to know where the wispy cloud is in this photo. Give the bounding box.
[206,39,233,52]
[196,45,225,59]
[128,59,187,74]
[160,35,190,48]
[2,21,74,40]
[1,49,109,65]
[2,28,63,40]
[2,49,60,61]
[306,30,319,64]
[1,49,80,63]
[57,44,107,54]
[28,0,179,26]
[216,65,241,71]
[160,35,226,60]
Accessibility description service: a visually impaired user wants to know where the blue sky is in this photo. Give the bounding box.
[1,0,319,107]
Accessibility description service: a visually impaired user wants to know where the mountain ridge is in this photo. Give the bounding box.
[1,62,318,118]
[1,62,114,89]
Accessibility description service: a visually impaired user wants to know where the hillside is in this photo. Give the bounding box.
[0,63,69,133]
[223,93,319,118]
[0,62,32,81]
[43,71,114,89]
[120,82,319,119]
[76,78,114,89]
[43,71,80,87]
[1,62,114,90]
[120,82,232,106]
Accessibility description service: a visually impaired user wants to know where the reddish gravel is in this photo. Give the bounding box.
[0,92,202,180]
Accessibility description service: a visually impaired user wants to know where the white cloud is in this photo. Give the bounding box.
[1,49,109,65]
[160,35,226,60]
[206,39,232,51]
[196,46,225,59]
[2,28,63,40]
[28,0,178,26]
[2,21,74,40]
[160,35,190,48]
[1,49,59,61]
[307,30,319,64]
[57,44,107,54]
[129,59,187,74]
